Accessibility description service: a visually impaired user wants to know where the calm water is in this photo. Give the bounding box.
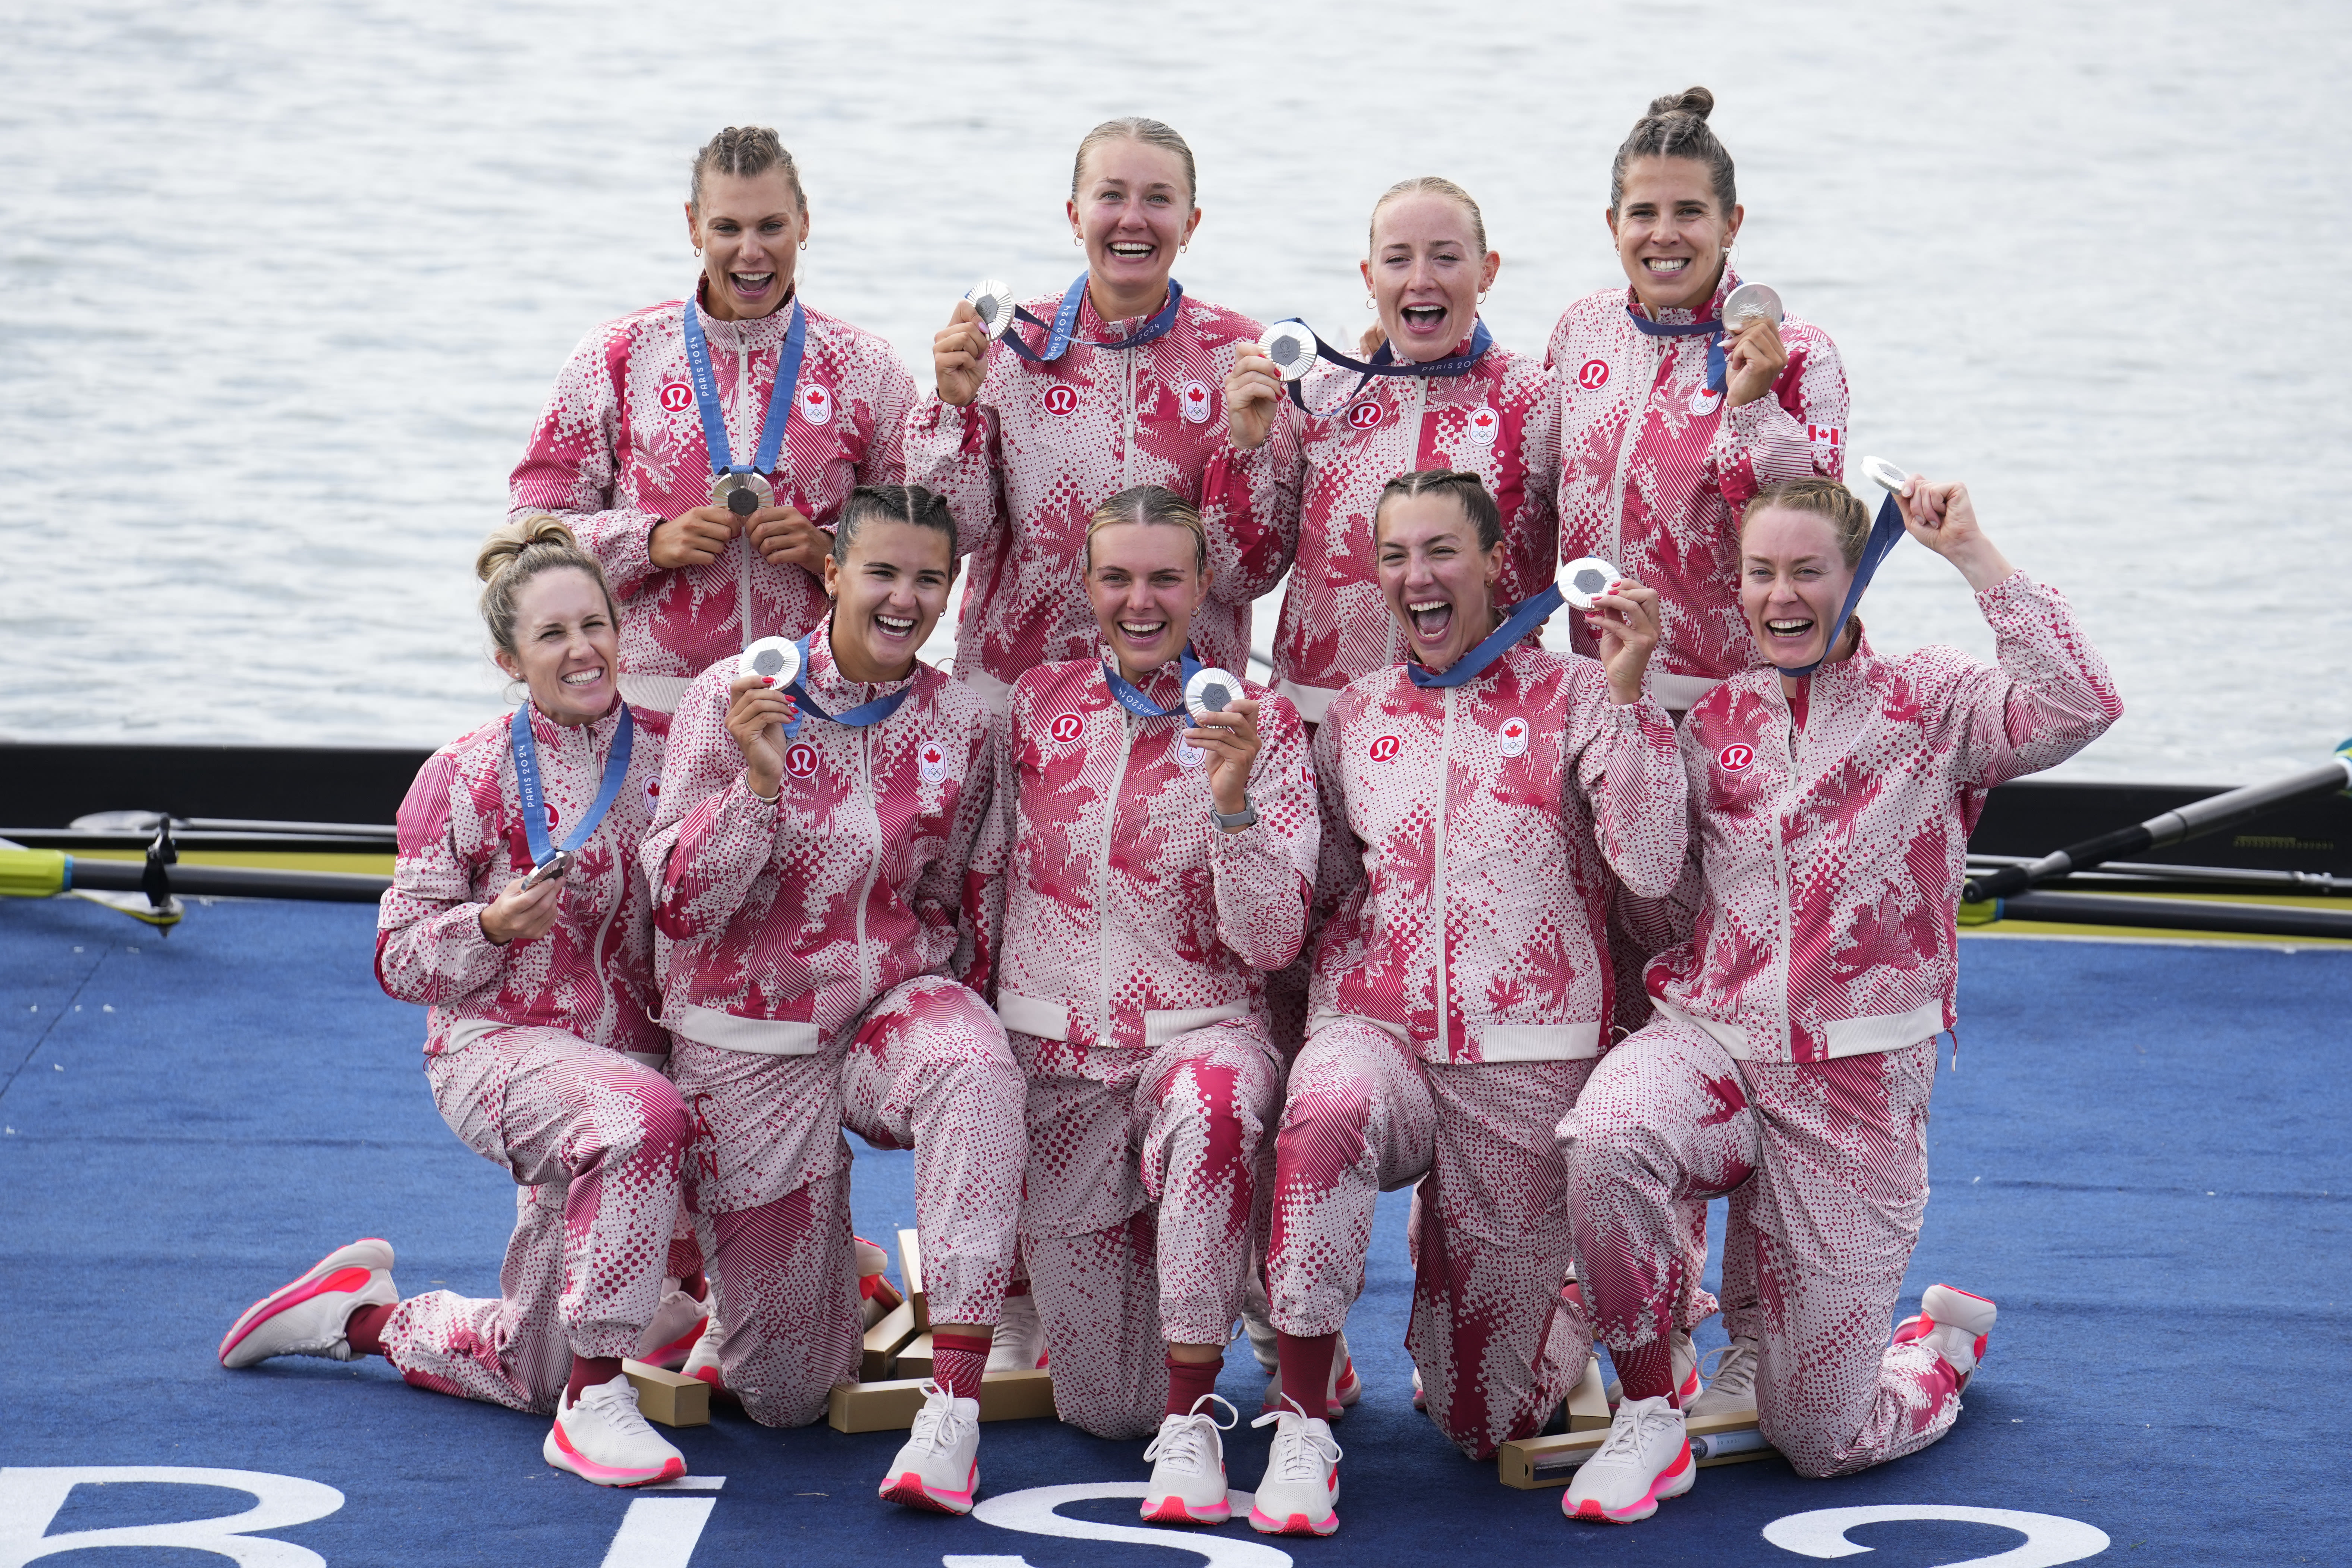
[3,1,2346,783]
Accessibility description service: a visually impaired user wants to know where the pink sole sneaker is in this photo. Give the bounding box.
[879,1466,976,1515]
[545,1421,686,1488]
[1563,1442,1693,1524]
[217,1238,393,1368]
[1141,1495,1230,1525]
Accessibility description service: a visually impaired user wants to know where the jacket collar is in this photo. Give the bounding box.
[691,276,801,353]
[1625,265,1740,329]
[804,618,920,710]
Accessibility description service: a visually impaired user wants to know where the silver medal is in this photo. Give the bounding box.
[1720,281,1784,334]
[965,279,1016,341]
[1183,666,1243,726]
[713,470,775,519]
[1562,556,1626,611]
[1858,455,1912,495]
[1259,321,1319,383]
[737,635,802,690]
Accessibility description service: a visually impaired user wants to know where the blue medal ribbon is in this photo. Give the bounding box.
[1623,306,1731,397]
[510,703,636,867]
[1001,273,1186,364]
[1405,584,1564,690]
[1773,493,1908,679]
[680,295,806,485]
[1273,319,1495,413]
[1103,645,1206,720]
[780,634,916,738]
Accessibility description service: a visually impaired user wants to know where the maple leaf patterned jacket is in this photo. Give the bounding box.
[979,654,1318,1080]
[1648,573,2122,1063]
[1308,643,1688,1066]
[1201,338,1562,726]
[902,288,1302,711]
[639,621,997,1066]
[1546,271,1850,705]
[509,281,916,681]
[376,700,672,1059]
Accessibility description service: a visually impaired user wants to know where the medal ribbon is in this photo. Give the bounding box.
[1772,493,1907,679]
[781,634,917,738]
[680,295,806,483]
[1272,319,1495,412]
[1103,645,1206,720]
[1002,273,1186,364]
[1623,307,1730,396]
[510,703,636,867]
[1405,584,1563,690]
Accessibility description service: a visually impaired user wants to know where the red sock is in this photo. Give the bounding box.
[1276,1330,1335,1415]
[1004,1278,1029,1298]
[1612,1340,1679,1404]
[931,1331,992,1401]
[344,1303,395,1358]
[1166,1354,1222,1418]
[565,1355,626,1404]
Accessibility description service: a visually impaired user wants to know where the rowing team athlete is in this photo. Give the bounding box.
[213,88,2123,1533]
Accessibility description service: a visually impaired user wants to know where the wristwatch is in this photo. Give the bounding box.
[1211,800,1258,831]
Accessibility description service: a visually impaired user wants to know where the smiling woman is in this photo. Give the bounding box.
[507,127,918,706]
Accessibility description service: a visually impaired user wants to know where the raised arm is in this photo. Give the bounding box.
[903,304,1013,571]
[1200,342,1306,610]
[1196,692,1319,971]
[641,670,802,940]
[1712,318,1850,516]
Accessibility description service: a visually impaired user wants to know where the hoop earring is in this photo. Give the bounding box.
[1477,290,1488,303]
[1364,295,1376,310]
[799,239,809,252]
[1073,234,1084,248]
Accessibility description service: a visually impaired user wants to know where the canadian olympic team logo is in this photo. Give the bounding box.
[1576,358,1610,391]
[1044,384,1081,417]
[1496,716,1530,758]
[658,381,694,412]
[797,382,834,425]
[1345,400,1384,431]
[1464,406,1499,446]
[784,742,820,779]
[1368,734,1402,763]
[1049,712,1085,745]
[1717,743,1755,773]
[918,741,947,783]
[1179,380,1213,423]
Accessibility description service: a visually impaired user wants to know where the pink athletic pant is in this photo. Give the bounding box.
[386,1027,688,1414]
[1266,1019,1593,1460]
[1566,1021,1961,1477]
[1016,1022,1280,1439]
[672,975,1025,1427]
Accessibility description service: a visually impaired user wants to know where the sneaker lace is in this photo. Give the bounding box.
[1698,1337,1760,1399]
[1143,1394,1235,1475]
[1249,1397,1342,1483]
[904,1380,970,1458]
[1593,1399,1679,1467]
[575,1379,659,1442]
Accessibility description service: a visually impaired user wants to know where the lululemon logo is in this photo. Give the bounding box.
[658,381,694,412]
[1368,734,1402,763]
[1346,400,1384,431]
[1576,358,1610,391]
[1049,712,1084,745]
[1718,743,1754,773]
[798,382,834,425]
[784,742,820,779]
[1044,384,1080,417]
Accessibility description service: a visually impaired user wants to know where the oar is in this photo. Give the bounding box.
[1963,750,2352,902]
[0,849,388,906]
[1980,890,2352,941]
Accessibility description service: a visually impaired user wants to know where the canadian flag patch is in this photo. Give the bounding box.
[1496,715,1530,758]
[918,741,947,783]
[1808,424,1843,459]
[1179,380,1213,423]
[797,381,834,426]
[1464,406,1499,446]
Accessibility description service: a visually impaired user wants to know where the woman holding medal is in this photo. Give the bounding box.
[642,484,1026,1516]
[1248,471,1684,1536]
[1559,474,2119,1522]
[1215,177,1558,727]
[218,517,693,1489]
[908,116,1299,716]
[973,484,1317,1523]
[512,126,917,707]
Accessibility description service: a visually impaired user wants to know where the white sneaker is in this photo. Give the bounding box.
[682,1313,726,1393]
[635,1285,709,1370]
[1259,1331,1363,1421]
[1247,1396,1342,1537]
[1604,1330,1698,1408]
[543,1374,688,1487]
[987,1289,1046,1372]
[1563,1395,1692,1524]
[218,1238,397,1369]
[1686,1335,1760,1418]
[1141,1393,1237,1524]
[879,1382,981,1514]
[1894,1283,1997,1390]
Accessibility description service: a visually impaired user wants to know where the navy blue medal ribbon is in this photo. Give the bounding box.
[1274,318,1495,413]
[1104,645,1206,719]
[510,703,636,867]
[1002,273,1186,364]
[1405,584,1564,690]
[1773,493,1908,679]
[780,634,916,738]
[1623,307,1728,395]
[680,295,806,487]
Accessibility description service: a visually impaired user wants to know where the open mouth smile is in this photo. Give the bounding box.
[1408,598,1454,641]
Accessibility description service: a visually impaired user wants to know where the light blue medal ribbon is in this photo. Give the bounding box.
[679,295,806,490]
[780,634,916,738]
[1002,274,1186,364]
[1103,645,1206,719]
[1273,319,1496,413]
[509,703,636,867]
[1404,585,1564,690]
[1772,494,1908,679]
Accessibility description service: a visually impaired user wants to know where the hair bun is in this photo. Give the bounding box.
[474,512,579,584]
[1645,85,1715,121]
